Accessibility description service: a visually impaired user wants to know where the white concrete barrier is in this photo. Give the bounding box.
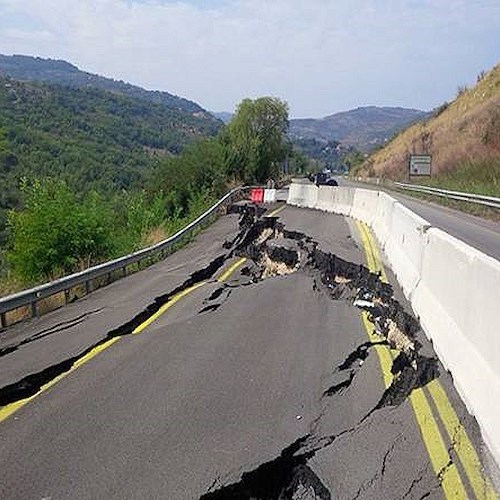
[333,187,356,216]
[287,182,500,465]
[412,229,500,462]
[315,186,337,212]
[384,203,431,298]
[263,189,276,203]
[351,189,380,225]
[372,192,397,249]
[287,183,318,208]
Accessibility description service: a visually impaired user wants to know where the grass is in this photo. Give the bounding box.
[0,194,222,327]
[394,157,500,222]
[357,63,500,182]
[415,158,500,197]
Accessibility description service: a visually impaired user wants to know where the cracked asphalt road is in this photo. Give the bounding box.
[0,204,497,499]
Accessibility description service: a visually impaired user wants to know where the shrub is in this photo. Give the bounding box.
[7,178,114,282]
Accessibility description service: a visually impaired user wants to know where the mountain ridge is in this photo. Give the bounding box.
[289,106,430,152]
[356,64,500,182]
[0,54,214,117]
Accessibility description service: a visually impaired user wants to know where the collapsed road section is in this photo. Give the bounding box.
[0,203,496,499]
[199,206,450,499]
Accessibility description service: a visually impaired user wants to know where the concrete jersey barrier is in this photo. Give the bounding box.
[286,181,500,465]
[412,228,500,461]
[315,186,337,212]
[383,203,431,298]
[287,183,318,208]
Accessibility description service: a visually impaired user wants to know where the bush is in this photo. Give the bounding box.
[7,178,114,282]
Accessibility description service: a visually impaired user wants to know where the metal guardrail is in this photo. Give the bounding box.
[0,186,252,327]
[394,182,500,210]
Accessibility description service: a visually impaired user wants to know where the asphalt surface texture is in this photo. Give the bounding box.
[338,178,500,262]
[0,203,498,499]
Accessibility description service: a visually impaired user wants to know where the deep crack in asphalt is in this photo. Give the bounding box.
[1,203,441,499]
[200,435,331,500]
[200,204,440,499]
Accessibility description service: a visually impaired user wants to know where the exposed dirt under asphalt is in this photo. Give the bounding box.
[0,203,496,499]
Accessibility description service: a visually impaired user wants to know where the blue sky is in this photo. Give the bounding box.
[0,0,498,118]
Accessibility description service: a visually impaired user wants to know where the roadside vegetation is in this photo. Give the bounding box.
[353,64,500,183]
[352,63,500,218]
[1,95,296,295]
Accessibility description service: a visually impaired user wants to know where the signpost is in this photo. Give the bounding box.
[409,154,431,177]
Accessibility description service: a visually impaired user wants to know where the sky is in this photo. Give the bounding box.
[0,0,499,118]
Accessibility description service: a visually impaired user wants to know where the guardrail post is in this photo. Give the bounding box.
[0,312,6,329]
[31,301,38,318]
[85,280,91,295]
[64,289,70,304]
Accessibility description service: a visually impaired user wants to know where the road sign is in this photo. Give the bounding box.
[409,155,431,176]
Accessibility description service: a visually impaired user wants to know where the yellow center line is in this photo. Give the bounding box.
[355,220,468,499]
[358,220,498,498]
[427,379,498,499]
[267,204,287,217]
[0,255,249,423]
[216,257,247,283]
[0,337,120,423]
[133,281,207,334]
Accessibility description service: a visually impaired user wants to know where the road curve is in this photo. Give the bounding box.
[0,204,497,499]
[338,178,500,261]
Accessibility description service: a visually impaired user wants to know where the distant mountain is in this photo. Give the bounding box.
[357,64,500,180]
[212,112,233,124]
[0,54,217,118]
[290,106,430,152]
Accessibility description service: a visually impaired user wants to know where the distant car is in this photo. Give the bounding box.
[314,172,338,186]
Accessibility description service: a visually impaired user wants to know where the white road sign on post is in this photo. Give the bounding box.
[409,155,431,176]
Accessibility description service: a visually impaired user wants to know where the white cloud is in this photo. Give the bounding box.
[0,0,498,116]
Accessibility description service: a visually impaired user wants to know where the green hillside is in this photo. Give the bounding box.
[0,76,221,245]
[0,54,209,115]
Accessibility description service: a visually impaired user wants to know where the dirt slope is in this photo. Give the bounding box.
[357,64,500,180]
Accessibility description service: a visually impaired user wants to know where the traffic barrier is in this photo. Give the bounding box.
[263,189,276,203]
[333,187,355,215]
[287,181,500,465]
[412,229,500,461]
[383,202,430,298]
[372,191,397,249]
[250,188,264,203]
[315,186,337,212]
[351,189,380,225]
[287,183,318,208]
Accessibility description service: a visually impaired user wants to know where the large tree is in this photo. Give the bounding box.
[225,97,289,183]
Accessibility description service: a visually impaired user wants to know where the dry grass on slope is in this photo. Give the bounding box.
[359,64,500,186]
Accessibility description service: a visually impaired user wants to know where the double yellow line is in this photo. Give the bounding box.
[356,220,497,499]
[0,203,287,424]
[0,257,248,424]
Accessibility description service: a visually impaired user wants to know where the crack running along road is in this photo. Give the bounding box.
[0,204,496,499]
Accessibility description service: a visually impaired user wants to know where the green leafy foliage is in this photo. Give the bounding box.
[7,179,114,281]
[2,94,292,291]
[0,54,207,114]
[225,97,289,182]
[0,76,221,245]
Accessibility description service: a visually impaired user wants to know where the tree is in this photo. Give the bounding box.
[7,179,114,282]
[225,97,289,183]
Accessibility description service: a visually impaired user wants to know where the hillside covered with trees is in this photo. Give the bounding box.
[0,54,209,115]
[1,93,292,292]
[290,106,429,152]
[0,76,222,245]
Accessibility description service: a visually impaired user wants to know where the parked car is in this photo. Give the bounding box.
[314,172,338,186]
